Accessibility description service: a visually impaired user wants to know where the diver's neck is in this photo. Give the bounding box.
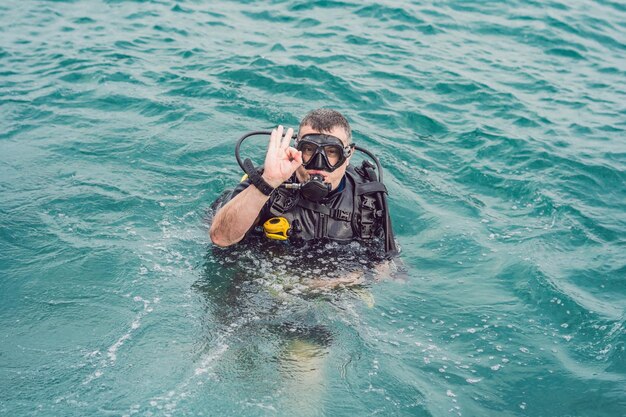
[328,176,346,196]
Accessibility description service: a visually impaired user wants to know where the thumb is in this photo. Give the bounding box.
[287,148,302,168]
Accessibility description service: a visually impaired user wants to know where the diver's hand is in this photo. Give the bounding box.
[262,126,302,188]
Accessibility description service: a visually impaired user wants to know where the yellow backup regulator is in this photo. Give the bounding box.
[263,217,291,240]
[241,173,291,241]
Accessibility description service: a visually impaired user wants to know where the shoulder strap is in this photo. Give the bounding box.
[352,161,396,255]
[356,182,387,195]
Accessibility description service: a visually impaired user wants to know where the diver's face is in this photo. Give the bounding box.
[296,125,351,191]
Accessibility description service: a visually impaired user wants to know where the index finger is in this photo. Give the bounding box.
[269,125,284,150]
[280,127,293,149]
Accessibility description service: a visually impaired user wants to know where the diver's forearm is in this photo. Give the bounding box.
[209,185,269,247]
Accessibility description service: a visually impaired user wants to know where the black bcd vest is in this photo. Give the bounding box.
[262,162,387,243]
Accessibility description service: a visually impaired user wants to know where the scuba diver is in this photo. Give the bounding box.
[210,109,398,275]
[202,110,402,413]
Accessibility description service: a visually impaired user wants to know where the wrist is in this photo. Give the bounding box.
[242,158,275,196]
[262,173,284,189]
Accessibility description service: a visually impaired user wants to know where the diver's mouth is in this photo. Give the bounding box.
[296,166,331,184]
[305,170,329,179]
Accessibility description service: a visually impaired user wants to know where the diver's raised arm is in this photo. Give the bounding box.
[209,126,302,247]
[209,184,270,247]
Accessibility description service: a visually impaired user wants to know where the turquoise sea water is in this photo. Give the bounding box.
[1,0,625,416]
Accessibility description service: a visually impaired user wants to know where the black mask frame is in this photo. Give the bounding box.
[295,134,354,172]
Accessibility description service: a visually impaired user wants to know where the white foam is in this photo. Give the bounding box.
[107,333,131,362]
[84,294,153,385]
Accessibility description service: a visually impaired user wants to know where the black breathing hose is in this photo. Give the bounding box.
[235,131,298,172]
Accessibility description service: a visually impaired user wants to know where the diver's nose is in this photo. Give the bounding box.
[305,152,327,170]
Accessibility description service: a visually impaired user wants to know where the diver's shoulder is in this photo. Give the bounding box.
[345,164,368,184]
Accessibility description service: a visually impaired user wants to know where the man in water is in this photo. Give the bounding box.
[206,110,397,411]
[210,109,396,266]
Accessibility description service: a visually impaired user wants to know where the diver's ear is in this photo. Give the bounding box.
[344,146,354,167]
[346,143,355,160]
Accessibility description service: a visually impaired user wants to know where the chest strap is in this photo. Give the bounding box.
[296,199,353,222]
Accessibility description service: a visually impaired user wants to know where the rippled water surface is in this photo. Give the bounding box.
[1,0,625,416]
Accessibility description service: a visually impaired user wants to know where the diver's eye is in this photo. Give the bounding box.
[324,146,341,164]
[300,143,317,160]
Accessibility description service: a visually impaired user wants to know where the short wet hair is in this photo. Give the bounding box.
[299,108,352,143]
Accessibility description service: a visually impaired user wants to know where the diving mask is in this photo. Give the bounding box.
[296,134,353,172]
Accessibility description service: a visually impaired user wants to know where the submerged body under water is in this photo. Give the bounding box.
[1,0,625,416]
[195,231,399,417]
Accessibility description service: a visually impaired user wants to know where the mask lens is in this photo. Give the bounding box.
[300,142,317,162]
[323,145,342,166]
[297,135,349,171]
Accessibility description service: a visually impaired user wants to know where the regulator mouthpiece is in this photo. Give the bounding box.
[300,174,331,202]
